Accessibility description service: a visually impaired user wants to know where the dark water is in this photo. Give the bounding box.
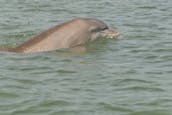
[0,0,172,115]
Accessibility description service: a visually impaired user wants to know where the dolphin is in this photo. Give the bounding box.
[0,18,119,53]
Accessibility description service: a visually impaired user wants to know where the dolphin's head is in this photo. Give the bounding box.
[84,18,120,41]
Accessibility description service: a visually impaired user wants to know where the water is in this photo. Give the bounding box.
[0,0,172,115]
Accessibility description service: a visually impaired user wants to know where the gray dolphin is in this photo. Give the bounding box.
[0,18,119,53]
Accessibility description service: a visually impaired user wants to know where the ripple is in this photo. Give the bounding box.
[0,99,38,112]
[113,78,155,87]
[12,108,51,115]
[57,69,77,74]
[137,6,157,10]
[121,86,164,92]
[15,79,43,85]
[11,99,77,115]
[38,100,72,107]
[139,98,172,107]
[130,109,170,115]
[0,92,19,98]
[50,110,80,115]
[97,102,132,113]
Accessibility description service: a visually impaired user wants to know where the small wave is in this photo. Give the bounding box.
[38,100,72,107]
[97,102,132,113]
[130,109,170,115]
[121,86,164,92]
[137,6,157,9]
[57,69,77,74]
[0,92,19,98]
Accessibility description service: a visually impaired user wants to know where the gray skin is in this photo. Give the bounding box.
[0,18,119,53]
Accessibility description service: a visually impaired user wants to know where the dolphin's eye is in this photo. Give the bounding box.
[102,26,109,30]
[90,26,108,32]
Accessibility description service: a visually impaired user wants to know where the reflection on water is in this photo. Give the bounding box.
[0,0,172,115]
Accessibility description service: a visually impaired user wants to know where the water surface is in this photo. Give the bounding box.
[0,0,172,115]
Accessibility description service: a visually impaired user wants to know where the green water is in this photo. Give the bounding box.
[0,0,172,115]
